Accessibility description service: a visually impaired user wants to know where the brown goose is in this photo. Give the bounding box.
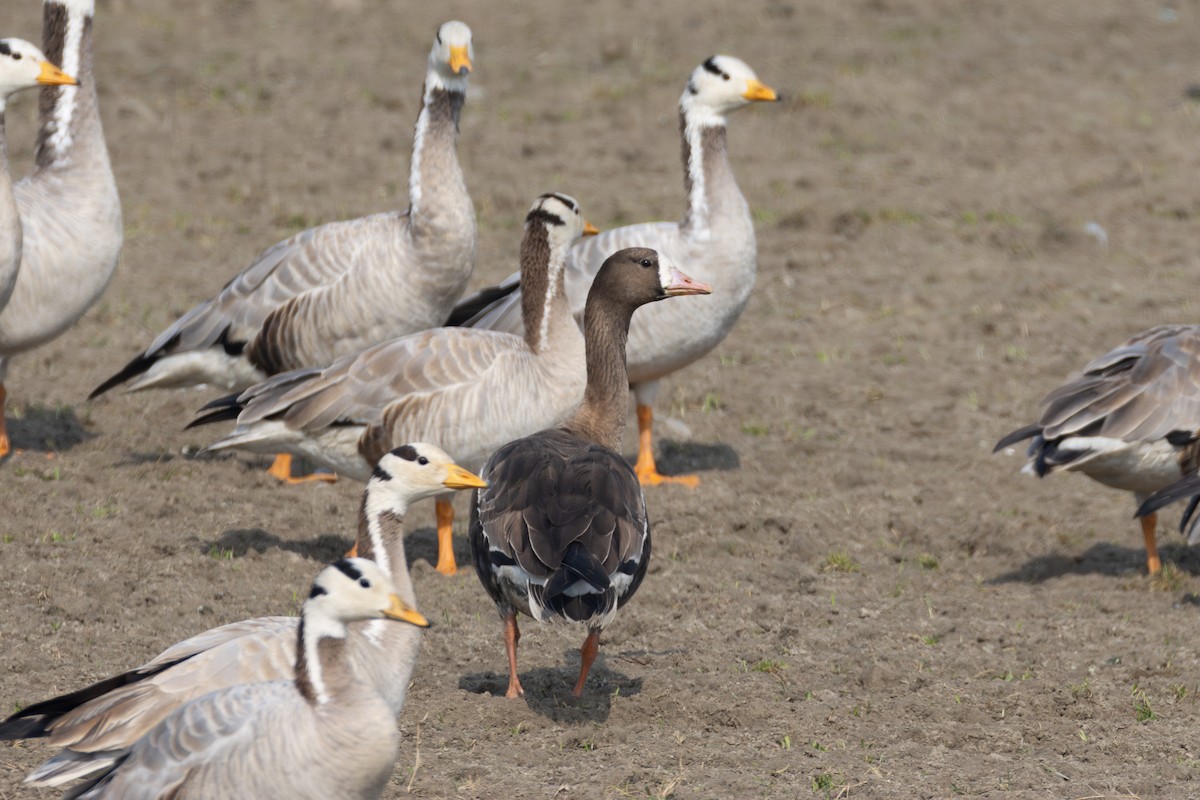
[469,248,711,698]
[995,325,1200,574]
[189,193,597,576]
[0,0,122,459]
[60,559,429,800]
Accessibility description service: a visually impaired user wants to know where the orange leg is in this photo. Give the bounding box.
[633,404,698,488]
[503,612,524,698]
[435,498,457,576]
[344,542,358,558]
[572,629,601,698]
[266,453,337,485]
[1141,512,1162,575]
[0,383,8,459]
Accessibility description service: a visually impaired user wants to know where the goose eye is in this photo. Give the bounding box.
[13,54,21,60]
[640,259,653,268]
[722,73,729,81]
[418,456,429,466]
[359,578,371,588]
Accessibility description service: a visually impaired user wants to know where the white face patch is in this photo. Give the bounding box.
[657,253,678,292]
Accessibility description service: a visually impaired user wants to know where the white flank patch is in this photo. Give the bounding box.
[47,0,89,160]
[127,349,264,393]
[1054,436,1128,456]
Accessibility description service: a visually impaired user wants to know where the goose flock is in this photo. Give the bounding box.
[3,0,1198,797]
[0,1,776,796]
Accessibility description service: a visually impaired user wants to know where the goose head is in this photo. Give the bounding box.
[681,55,777,121]
[525,192,600,250]
[593,248,712,309]
[428,21,474,91]
[306,557,430,629]
[368,443,486,510]
[0,38,77,110]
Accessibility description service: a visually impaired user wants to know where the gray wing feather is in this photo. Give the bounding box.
[235,327,526,433]
[46,618,297,753]
[140,214,403,361]
[1036,325,1200,443]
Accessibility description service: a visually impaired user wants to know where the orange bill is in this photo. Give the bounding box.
[449,45,472,74]
[442,463,487,490]
[37,60,78,87]
[383,594,431,628]
[742,78,777,102]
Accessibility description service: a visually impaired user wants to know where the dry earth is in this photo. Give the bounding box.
[3,0,1200,797]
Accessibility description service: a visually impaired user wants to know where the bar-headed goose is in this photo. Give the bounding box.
[470,248,711,698]
[0,0,121,459]
[2,444,480,788]
[447,55,777,487]
[189,193,598,576]
[995,325,1200,575]
[90,21,478,481]
[0,38,78,311]
[59,558,427,800]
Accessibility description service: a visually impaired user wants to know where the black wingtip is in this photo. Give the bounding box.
[184,393,244,430]
[993,423,1042,454]
[443,281,521,328]
[88,353,157,400]
[1135,475,1200,519]
[1181,495,1200,535]
[0,653,191,742]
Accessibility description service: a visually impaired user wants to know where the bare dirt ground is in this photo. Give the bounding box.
[4,0,1200,797]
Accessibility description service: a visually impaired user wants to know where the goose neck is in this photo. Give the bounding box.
[35,0,106,172]
[565,293,633,451]
[519,226,571,355]
[408,77,467,224]
[294,617,351,706]
[354,492,417,607]
[0,110,9,175]
[678,106,739,237]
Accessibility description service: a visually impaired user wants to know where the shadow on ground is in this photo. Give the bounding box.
[459,650,643,722]
[403,525,464,572]
[638,439,740,477]
[6,404,94,452]
[989,541,1200,583]
[201,527,351,562]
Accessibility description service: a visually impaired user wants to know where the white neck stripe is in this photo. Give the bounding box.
[537,234,570,350]
[46,2,88,161]
[681,101,725,235]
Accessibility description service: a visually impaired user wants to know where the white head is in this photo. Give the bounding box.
[0,38,77,110]
[305,557,430,630]
[427,20,473,92]
[680,55,778,123]
[369,443,486,509]
[527,192,600,249]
